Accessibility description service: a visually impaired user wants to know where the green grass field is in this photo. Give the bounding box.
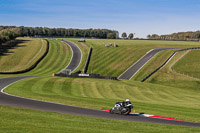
[0,39,72,77]
[143,49,200,92]
[5,76,200,123]
[62,38,90,72]
[0,37,47,72]
[1,38,200,132]
[133,50,175,81]
[1,105,199,133]
[173,49,200,79]
[65,39,199,77]
[26,39,72,75]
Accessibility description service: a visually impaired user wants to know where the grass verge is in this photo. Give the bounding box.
[64,39,199,77]
[0,39,72,77]
[5,76,200,123]
[0,37,47,72]
[62,38,90,73]
[173,49,200,79]
[145,49,200,89]
[132,49,175,81]
[0,105,199,133]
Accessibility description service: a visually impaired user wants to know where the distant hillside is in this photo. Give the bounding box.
[147,31,200,41]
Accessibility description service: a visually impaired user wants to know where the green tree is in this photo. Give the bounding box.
[107,33,115,39]
[121,32,127,39]
[0,25,120,39]
[128,33,134,39]
[0,28,20,45]
[151,34,159,39]
[147,34,151,39]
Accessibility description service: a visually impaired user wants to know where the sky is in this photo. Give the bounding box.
[0,0,200,38]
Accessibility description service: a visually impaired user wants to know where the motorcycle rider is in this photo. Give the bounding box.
[115,99,133,108]
[122,99,132,107]
[111,99,134,115]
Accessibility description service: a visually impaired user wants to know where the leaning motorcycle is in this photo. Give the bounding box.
[110,102,134,115]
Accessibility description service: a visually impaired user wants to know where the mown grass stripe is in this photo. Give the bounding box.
[4,76,200,122]
[173,50,200,79]
[40,41,62,74]
[0,38,47,73]
[38,40,60,74]
[18,39,72,76]
[26,41,56,75]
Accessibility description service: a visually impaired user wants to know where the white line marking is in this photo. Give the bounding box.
[143,114,155,117]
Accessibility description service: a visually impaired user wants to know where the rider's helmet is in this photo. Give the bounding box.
[126,99,130,102]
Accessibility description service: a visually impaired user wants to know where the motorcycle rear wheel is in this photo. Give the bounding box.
[110,109,114,114]
[122,108,130,115]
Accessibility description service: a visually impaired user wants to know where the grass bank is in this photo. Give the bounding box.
[61,38,90,73]
[0,37,47,72]
[26,39,72,75]
[0,39,72,77]
[5,76,200,122]
[0,105,199,133]
[144,50,200,98]
[64,39,199,77]
[133,50,175,81]
[173,49,200,79]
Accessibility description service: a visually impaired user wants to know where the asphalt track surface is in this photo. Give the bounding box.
[58,40,82,73]
[118,48,175,80]
[0,41,200,127]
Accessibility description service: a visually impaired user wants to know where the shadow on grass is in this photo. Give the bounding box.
[0,39,30,56]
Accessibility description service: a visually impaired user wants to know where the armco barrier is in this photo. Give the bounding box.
[141,47,200,82]
[55,73,118,80]
[83,48,92,74]
[0,39,49,74]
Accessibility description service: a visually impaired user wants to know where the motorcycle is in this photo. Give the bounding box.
[110,102,134,115]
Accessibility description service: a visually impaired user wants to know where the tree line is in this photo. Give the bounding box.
[0,28,20,45]
[147,31,200,41]
[0,26,119,41]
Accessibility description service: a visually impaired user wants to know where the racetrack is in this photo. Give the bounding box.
[0,76,200,127]
[118,48,175,80]
[0,41,200,127]
[58,40,82,73]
